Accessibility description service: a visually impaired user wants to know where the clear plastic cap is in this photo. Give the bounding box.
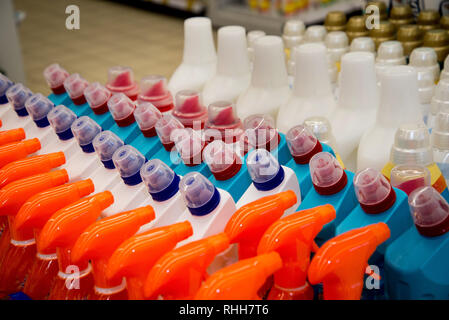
[286,124,318,157]
[0,74,13,97]
[376,41,405,63]
[391,123,433,166]
[140,159,175,194]
[84,82,111,109]
[432,111,449,150]
[179,172,216,209]
[112,145,146,178]
[24,93,54,121]
[246,149,280,184]
[172,128,204,162]
[243,114,277,148]
[433,78,449,101]
[174,90,205,115]
[350,37,375,53]
[203,140,236,173]
[107,93,135,121]
[390,164,431,195]
[354,168,392,206]
[63,73,88,99]
[409,186,449,231]
[107,66,135,89]
[71,116,102,146]
[410,47,438,68]
[6,83,32,110]
[43,63,69,88]
[134,102,162,131]
[47,105,77,133]
[207,101,240,127]
[325,31,349,49]
[304,25,327,43]
[93,131,124,162]
[155,114,184,145]
[139,75,168,98]
[309,152,344,188]
[303,116,336,148]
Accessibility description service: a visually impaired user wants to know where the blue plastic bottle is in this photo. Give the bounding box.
[202,140,252,202]
[284,124,336,201]
[385,186,449,299]
[129,102,164,159]
[62,73,91,117]
[43,64,72,107]
[299,151,357,244]
[83,82,115,129]
[153,114,185,169]
[107,93,141,144]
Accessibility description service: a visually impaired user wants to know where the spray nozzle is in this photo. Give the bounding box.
[43,64,69,89]
[112,145,146,184]
[180,172,219,216]
[286,124,321,163]
[107,93,135,122]
[140,159,179,201]
[93,131,124,165]
[243,114,277,149]
[134,102,162,132]
[84,82,111,110]
[63,73,88,100]
[71,116,102,150]
[6,83,32,112]
[24,93,54,126]
[155,114,185,145]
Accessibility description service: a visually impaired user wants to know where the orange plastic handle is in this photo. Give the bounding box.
[144,233,230,300]
[12,180,95,243]
[71,206,155,289]
[0,138,41,168]
[0,169,69,216]
[0,128,25,146]
[195,252,283,300]
[0,152,66,189]
[308,222,390,300]
[224,191,297,259]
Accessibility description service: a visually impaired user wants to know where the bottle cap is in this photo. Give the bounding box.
[203,140,241,180]
[0,138,42,169]
[0,128,26,147]
[205,101,243,143]
[324,11,347,32]
[350,37,375,53]
[140,159,180,202]
[173,90,207,128]
[172,128,204,166]
[417,10,441,31]
[409,186,449,237]
[310,152,347,195]
[0,74,14,102]
[93,131,124,169]
[180,172,220,216]
[410,47,439,68]
[6,83,32,115]
[107,93,136,126]
[155,114,184,149]
[138,75,173,112]
[106,66,139,100]
[304,25,327,43]
[390,123,433,166]
[325,31,349,50]
[303,116,337,148]
[286,124,322,164]
[243,114,278,150]
[84,82,111,114]
[369,21,395,49]
[63,73,88,104]
[134,102,162,137]
[423,29,449,63]
[247,30,266,62]
[365,1,387,20]
[389,5,414,29]
[246,149,284,191]
[112,145,146,185]
[71,116,102,153]
[390,164,431,196]
[24,93,54,127]
[47,105,77,140]
[346,16,368,42]
[43,64,69,93]
[282,20,305,48]
[397,25,423,56]
[376,41,406,65]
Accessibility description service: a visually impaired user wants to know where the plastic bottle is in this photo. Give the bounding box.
[325,31,349,75]
[202,26,251,106]
[194,252,282,300]
[308,222,390,300]
[381,123,449,200]
[357,66,424,172]
[153,114,185,169]
[43,64,71,106]
[38,191,114,300]
[417,10,441,32]
[236,35,289,121]
[346,16,369,44]
[83,82,115,129]
[432,111,449,183]
[349,37,375,54]
[71,206,155,300]
[107,93,140,144]
[144,233,229,300]
[389,5,414,31]
[375,41,406,79]
[63,73,91,116]
[4,83,33,130]
[137,75,174,113]
[428,79,449,130]
[390,164,431,196]
[168,17,216,95]
[0,128,25,147]
[385,186,449,299]
[11,180,94,300]
[105,66,139,101]
[299,152,357,244]
[423,29,449,66]
[106,221,193,300]
[284,125,336,200]
[247,30,266,68]
[397,25,423,58]
[369,21,395,50]
[277,43,336,133]
[175,172,236,246]
[128,102,163,159]
[204,101,243,144]
[324,11,347,32]
[257,204,336,300]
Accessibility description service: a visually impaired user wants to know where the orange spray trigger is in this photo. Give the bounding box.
[194,252,283,300]
[224,191,297,260]
[106,221,193,300]
[307,222,390,300]
[257,204,336,300]
[0,128,25,146]
[0,138,41,168]
[144,233,230,300]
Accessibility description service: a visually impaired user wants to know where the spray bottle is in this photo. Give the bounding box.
[105,66,139,101]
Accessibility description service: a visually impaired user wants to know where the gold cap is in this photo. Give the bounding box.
[324,11,347,32]
[346,16,368,43]
[370,21,396,49]
[417,10,441,31]
[390,5,414,29]
[397,25,423,56]
[365,1,388,21]
[423,29,449,62]
[441,16,449,31]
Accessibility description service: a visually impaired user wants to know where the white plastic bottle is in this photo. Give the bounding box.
[247,30,266,69]
[168,17,217,96]
[375,41,406,80]
[357,66,424,172]
[236,35,290,121]
[282,20,305,87]
[176,172,236,246]
[325,31,349,85]
[431,111,449,183]
[429,79,449,130]
[277,43,336,133]
[440,55,449,81]
[329,52,379,168]
[349,37,375,54]
[202,26,251,106]
[236,149,301,213]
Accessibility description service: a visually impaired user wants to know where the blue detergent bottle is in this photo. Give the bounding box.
[62,73,92,117]
[202,140,251,202]
[299,151,357,244]
[385,186,449,299]
[43,64,72,106]
[107,93,141,144]
[284,124,336,201]
[153,114,185,169]
[83,82,115,129]
[129,102,164,159]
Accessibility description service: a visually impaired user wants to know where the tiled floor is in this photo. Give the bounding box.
[14,0,187,95]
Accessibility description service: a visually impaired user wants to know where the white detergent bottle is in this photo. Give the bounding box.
[236,149,301,213]
[429,79,449,130]
[236,35,290,121]
[4,83,34,131]
[325,31,349,85]
[375,41,406,82]
[357,66,424,172]
[330,52,379,168]
[440,55,449,81]
[176,171,236,246]
[277,43,336,133]
[168,17,217,96]
[202,26,251,106]
[247,30,266,69]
